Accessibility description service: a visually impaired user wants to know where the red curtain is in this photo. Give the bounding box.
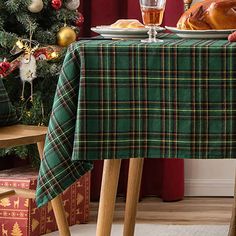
[79,0,185,202]
[80,0,184,36]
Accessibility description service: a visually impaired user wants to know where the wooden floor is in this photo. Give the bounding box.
[90,197,233,225]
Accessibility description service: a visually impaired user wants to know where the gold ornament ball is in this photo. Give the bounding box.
[57,27,77,47]
[28,0,44,13]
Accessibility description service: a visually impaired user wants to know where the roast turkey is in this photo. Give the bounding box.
[177,0,236,30]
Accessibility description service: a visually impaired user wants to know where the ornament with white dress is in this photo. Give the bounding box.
[4,39,61,81]
[19,53,37,101]
[16,39,39,101]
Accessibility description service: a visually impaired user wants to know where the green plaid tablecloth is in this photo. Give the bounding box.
[36,35,236,207]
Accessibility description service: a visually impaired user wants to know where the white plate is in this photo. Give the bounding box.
[165,26,236,39]
[91,26,165,39]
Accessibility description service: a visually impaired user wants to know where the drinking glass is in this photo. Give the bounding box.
[139,0,166,43]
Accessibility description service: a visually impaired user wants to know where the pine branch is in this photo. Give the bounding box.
[0,0,83,164]
[5,0,21,13]
[37,60,63,78]
[0,17,4,30]
[5,0,31,12]
[16,13,38,33]
[0,31,18,48]
[56,8,77,23]
[34,28,57,45]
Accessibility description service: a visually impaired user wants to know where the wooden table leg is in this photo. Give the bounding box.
[123,158,144,236]
[37,140,46,160]
[51,195,71,236]
[37,140,70,236]
[228,172,236,236]
[96,159,121,236]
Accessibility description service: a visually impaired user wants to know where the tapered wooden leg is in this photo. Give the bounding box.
[96,159,121,236]
[37,140,46,160]
[228,172,236,236]
[51,196,71,236]
[37,140,70,236]
[123,158,144,236]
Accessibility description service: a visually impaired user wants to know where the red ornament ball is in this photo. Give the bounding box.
[75,12,84,27]
[0,61,10,76]
[51,0,62,10]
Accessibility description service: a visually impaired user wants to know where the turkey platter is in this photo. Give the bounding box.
[177,0,236,30]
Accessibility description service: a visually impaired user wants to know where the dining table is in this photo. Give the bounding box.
[36,33,236,236]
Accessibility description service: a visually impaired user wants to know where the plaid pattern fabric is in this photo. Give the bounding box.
[36,48,93,207]
[36,35,236,206]
[0,78,18,126]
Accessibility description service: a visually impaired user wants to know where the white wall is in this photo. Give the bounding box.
[184,160,236,196]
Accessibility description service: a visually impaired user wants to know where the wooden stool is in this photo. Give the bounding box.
[0,124,70,236]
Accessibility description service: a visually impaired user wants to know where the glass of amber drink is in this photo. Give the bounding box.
[139,0,166,42]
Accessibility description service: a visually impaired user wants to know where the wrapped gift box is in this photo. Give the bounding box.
[0,167,90,236]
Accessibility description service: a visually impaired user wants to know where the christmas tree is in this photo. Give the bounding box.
[0,0,83,163]
[11,222,23,236]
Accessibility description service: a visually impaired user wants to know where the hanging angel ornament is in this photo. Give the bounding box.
[17,21,39,101]
[9,39,61,101]
[19,52,37,101]
[11,38,39,101]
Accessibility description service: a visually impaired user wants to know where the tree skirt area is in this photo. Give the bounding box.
[46,224,229,236]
